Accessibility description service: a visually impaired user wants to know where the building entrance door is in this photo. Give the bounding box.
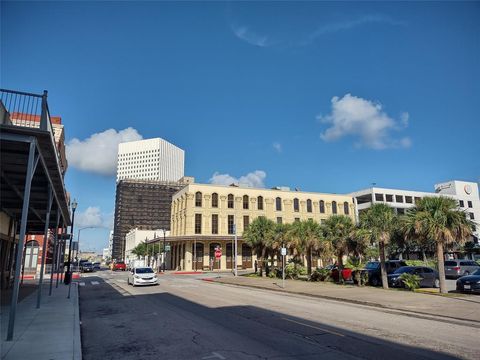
[242,244,252,269]
[24,241,39,273]
[192,242,204,271]
[226,243,233,269]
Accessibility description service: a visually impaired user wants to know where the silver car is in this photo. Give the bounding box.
[127,267,158,286]
[444,260,480,278]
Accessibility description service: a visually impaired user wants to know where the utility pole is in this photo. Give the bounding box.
[234,223,238,276]
[65,199,77,285]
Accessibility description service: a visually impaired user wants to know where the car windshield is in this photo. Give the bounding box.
[84,263,92,266]
[365,262,379,270]
[393,267,413,274]
[473,269,480,276]
[136,268,154,274]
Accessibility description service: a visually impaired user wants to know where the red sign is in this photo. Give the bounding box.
[215,247,222,259]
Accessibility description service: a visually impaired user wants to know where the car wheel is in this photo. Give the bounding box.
[433,279,440,288]
[371,277,380,287]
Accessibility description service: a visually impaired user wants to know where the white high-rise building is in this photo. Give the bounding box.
[116,138,184,182]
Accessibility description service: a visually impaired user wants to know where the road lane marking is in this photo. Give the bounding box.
[282,317,344,337]
[79,282,85,287]
[91,281,99,285]
[202,352,226,359]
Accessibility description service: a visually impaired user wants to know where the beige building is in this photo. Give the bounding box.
[168,183,355,271]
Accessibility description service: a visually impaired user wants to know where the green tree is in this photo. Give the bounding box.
[243,216,275,276]
[360,204,398,289]
[322,215,355,281]
[401,196,474,293]
[287,220,324,276]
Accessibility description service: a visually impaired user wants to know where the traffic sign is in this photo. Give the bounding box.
[281,247,287,256]
[215,247,222,259]
[165,245,171,251]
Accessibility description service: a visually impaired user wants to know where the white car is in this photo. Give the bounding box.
[127,267,158,286]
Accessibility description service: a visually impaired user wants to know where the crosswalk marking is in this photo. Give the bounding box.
[91,281,100,285]
[79,282,85,287]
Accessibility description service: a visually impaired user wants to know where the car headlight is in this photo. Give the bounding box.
[134,275,140,279]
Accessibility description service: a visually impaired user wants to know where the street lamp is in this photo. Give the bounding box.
[64,198,77,284]
[75,226,97,269]
[162,229,167,272]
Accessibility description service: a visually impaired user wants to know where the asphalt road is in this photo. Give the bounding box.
[78,271,479,360]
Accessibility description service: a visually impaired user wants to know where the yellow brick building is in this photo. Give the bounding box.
[167,183,355,271]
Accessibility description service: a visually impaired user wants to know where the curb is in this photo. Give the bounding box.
[73,284,82,360]
[210,279,480,327]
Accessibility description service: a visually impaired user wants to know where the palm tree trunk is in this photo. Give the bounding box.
[379,241,389,289]
[436,242,447,294]
[337,253,343,284]
[306,247,312,276]
[259,247,267,277]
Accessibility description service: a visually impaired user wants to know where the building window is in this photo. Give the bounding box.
[276,197,282,211]
[319,200,325,214]
[344,202,349,215]
[395,195,403,203]
[228,215,235,234]
[332,201,337,214]
[294,218,300,222]
[386,194,393,202]
[306,199,312,213]
[470,213,475,220]
[375,193,384,202]
[228,194,234,209]
[459,200,465,207]
[277,217,282,224]
[243,216,249,231]
[405,196,413,204]
[243,195,249,210]
[212,193,218,208]
[293,198,300,212]
[195,192,202,207]
[211,214,218,234]
[257,196,264,210]
[468,201,473,208]
[195,214,202,234]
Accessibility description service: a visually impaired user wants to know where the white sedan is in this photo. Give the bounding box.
[127,267,158,286]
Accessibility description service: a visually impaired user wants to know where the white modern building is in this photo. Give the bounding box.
[116,137,184,182]
[350,180,480,242]
[102,248,110,262]
[124,228,169,265]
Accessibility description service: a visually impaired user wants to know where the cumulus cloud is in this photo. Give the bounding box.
[75,207,113,229]
[318,94,411,150]
[209,170,267,188]
[66,127,142,176]
[273,142,282,153]
[231,24,273,47]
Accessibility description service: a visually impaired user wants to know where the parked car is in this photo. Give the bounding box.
[81,262,94,273]
[93,262,101,270]
[112,261,126,271]
[360,260,408,286]
[444,259,480,278]
[330,266,353,282]
[388,266,440,288]
[456,269,480,293]
[127,267,158,286]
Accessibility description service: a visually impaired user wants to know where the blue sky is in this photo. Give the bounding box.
[2,2,479,252]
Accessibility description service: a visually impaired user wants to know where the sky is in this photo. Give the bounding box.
[2,1,479,253]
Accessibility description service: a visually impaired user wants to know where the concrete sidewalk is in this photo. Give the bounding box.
[1,282,82,360]
[212,276,480,323]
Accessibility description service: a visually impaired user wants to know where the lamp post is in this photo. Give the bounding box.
[75,226,96,270]
[64,199,77,284]
[162,229,167,272]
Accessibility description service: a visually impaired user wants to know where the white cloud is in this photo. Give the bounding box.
[319,94,411,150]
[66,127,142,176]
[75,207,112,229]
[273,142,282,153]
[231,24,272,47]
[209,170,267,188]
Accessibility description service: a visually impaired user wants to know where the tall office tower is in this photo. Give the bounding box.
[116,138,184,182]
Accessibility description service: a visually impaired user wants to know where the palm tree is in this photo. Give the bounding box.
[295,220,323,276]
[243,216,275,276]
[360,203,398,289]
[349,226,372,262]
[322,215,355,281]
[401,196,474,293]
[269,223,291,273]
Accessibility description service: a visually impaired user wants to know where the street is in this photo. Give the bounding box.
[78,271,479,360]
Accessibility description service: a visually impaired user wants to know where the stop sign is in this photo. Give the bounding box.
[215,247,222,259]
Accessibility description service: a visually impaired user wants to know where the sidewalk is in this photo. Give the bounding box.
[211,276,480,323]
[1,282,82,360]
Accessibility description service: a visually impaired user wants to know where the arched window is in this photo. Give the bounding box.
[195,192,202,207]
[332,201,337,214]
[276,197,282,211]
[319,200,325,214]
[243,195,249,210]
[293,198,299,212]
[306,199,312,213]
[228,194,234,209]
[344,201,349,215]
[211,193,218,208]
[257,196,264,210]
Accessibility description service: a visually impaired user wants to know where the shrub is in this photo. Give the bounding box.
[309,268,331,282]
[399,273,422,291]
[284,263,306,280]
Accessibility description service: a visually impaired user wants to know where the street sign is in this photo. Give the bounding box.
[215,247,222,259]
[165,245,171,251]
[281,247,287,256]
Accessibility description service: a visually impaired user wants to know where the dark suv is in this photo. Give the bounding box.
[362,260,408,286]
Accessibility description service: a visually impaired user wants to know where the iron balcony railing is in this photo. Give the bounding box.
[0,88,61,167]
